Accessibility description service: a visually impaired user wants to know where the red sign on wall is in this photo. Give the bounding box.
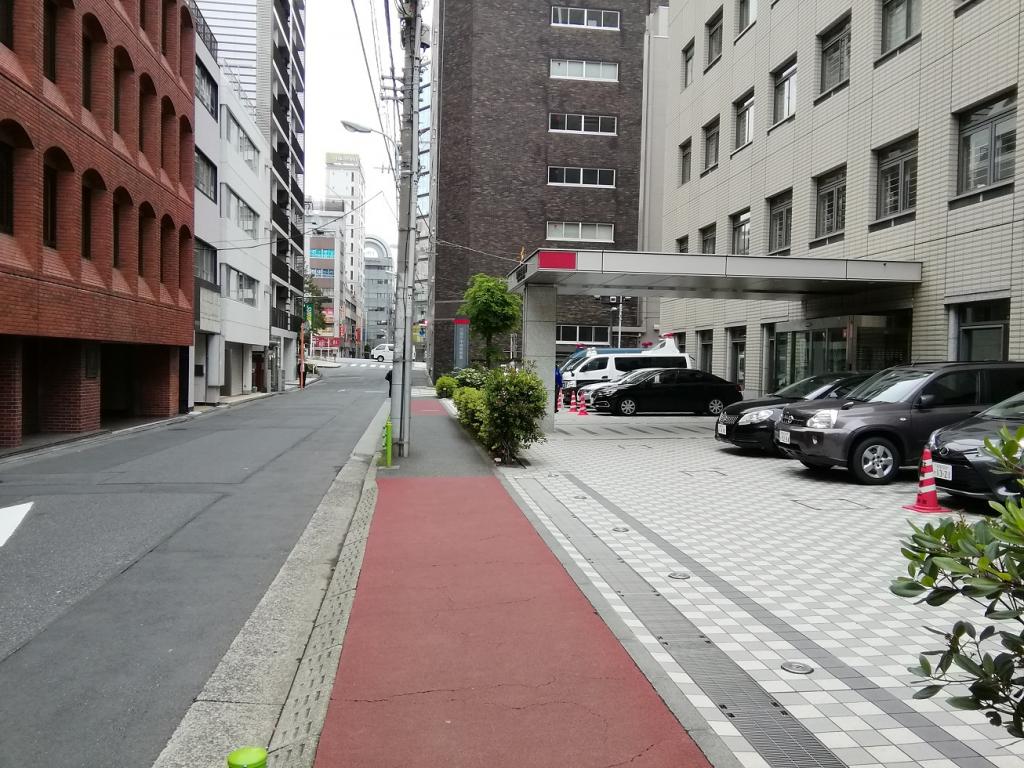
[314,336,340,348]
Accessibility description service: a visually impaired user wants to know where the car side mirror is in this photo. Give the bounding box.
[916,393,936,409]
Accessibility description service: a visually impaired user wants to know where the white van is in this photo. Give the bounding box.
[563,350,696,395]
[371,343,394,363]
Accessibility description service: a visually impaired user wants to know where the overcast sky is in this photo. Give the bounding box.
[305,0,407,248]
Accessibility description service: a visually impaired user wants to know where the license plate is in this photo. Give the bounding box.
[778,430,791,445]
[933,462,952,481]
[717,424,727,435]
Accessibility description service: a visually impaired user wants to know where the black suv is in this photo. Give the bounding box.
[775,361,1024,484]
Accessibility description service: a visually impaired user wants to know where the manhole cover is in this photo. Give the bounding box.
[781,661,814,675]
[612,526,629,533]
[668,572,691,580]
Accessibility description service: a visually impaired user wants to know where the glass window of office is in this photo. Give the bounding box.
[958,93,1016,195]
[957,300,1009,361]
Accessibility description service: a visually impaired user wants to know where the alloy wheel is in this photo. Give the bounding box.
[706,398,725,416]
[861,444,895,480]
[618,398,637,416]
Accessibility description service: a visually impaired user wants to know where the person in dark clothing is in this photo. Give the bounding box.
[385,369,392,398]
[555,365,563,412]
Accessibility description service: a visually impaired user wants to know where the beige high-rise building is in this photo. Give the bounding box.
[652,0,1022,396]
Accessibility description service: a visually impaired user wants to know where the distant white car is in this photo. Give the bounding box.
[371,343,394,363]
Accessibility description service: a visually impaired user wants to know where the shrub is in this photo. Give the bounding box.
[891,425,1024,737]
[482,365,547,462]
[453,387,487,438]
[435,375,458,399]
[453,367,488,390]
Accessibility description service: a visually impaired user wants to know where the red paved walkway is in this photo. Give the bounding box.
[315,473,711,767]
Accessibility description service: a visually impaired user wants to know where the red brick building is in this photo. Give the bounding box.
[0,0,196,448]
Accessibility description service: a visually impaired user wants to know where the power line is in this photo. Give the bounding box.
[350,0,398,182]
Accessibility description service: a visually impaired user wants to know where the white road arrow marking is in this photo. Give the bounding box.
[0,502,32,548]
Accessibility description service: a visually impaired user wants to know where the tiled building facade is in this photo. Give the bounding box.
[0,0,196,448]
[429,0,658,375]
[656,0,1022,396]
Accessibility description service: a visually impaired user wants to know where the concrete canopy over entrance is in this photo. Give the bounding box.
[509,249,922,429]
[508,249,922,300]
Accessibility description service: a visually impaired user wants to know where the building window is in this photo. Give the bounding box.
[882,0,919,54]
[700,224,716,254]
[547,221,615,242]
[43,0,57,82]
[734,92,753,149]
[556,325,611,344]
[768,190,792,252]
[225,110,260,171]
[220,186,259,238]
[82,35,93,110]
[549,59,618,82]
[226,266,258,306]
[80,183,92,259]
[957,300,1009,361]
[681,41,694,89]
[737,0,755,30]
[0,142,11,235]
[819,16,850,93]
[957,93,1016,195]
[731,210,750,254]
[706,7,723,68]
[676,236,689,253]
[195,147,217,200]
[548,113,617,135]
[42,164,57,247]
[194,238,217,284]
[679,139,691,184]
[195,58,218,116]
[0,0,12,48]
[547,166,616,187]
[550,6,619,30]
[703,118,719,171]
[773,59,797,124]
[876,136,917,217]
[113,66,123,133]
[815,167,846,237]
[699,329,713,373]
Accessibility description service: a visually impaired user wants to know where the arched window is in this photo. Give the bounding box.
[178,5,194,82]
[0,120,32,236]
[138,74,157,165]
[160,96,177,183]
[0,0,13,49]
[138,202,155,276]
[112,187,132,269]
[81,15,108,115]
[113,47,135,138]
[42,147,74,249]
[159,214,176,285]
[80,170,109,260]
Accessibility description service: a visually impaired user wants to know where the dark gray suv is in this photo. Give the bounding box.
[774,362,1024,484]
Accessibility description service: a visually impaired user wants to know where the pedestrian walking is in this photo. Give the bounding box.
[555,365,563,413]
[385,368,392,398]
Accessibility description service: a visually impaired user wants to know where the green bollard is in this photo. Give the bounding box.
[384,420,393,467]
[227,746,267,768]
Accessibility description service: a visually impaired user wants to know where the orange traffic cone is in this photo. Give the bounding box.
[903,447,952,514]
[577,392,589,416]
[569,390,578,413]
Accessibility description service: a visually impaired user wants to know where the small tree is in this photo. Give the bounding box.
[481,364,547,462]
[892,425,1024,737]
[458,273,522,368]
[303,269,328,334]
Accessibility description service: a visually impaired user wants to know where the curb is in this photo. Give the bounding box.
[150,399,389,768]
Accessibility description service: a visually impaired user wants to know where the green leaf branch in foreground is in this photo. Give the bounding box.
[891,426,1024,737]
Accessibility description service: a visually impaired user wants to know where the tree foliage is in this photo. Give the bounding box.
[303,269,329,334]
[893,425,1024,736]
[458,274,522,368]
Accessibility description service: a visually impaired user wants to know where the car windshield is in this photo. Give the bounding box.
[772,374,843,399]
[982,392,1024,419]
[561,355,590,373]
[846,369,932,403]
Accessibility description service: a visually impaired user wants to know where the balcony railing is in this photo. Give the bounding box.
[289,266,304,292]
[272,149,288,181]
[273,45,289,82]
[273,96,289,131]
[290,222,304,249]
[271,203,288,233]
[270,306,289,330]
[271,256,289,283]
[290,176,303,204]
[188,0,218,58]
[275,236,289,261]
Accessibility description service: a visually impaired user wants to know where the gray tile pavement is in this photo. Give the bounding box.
[504,412,1024,768]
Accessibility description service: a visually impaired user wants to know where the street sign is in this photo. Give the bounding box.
[304,303,313,326]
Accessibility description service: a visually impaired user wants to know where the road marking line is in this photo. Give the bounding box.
[337,389,347,392]
[0,502,33,547]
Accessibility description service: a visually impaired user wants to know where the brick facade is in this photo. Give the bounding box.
[430,0,651,374]
[0,0,195,446]
[0,336,22,447]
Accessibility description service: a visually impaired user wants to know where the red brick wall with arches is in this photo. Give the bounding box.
[0,0,195,345]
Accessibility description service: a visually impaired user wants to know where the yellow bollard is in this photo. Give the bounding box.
[227,746,267,768]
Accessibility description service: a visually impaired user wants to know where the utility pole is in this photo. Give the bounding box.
[392,0,422,457]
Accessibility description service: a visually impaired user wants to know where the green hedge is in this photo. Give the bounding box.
[453,367,488,390]
[453,387,487,438]
[435,375,458,399]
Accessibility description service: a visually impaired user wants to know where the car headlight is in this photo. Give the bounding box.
[928,429,941,448]
[806,409,839,429]
[738,409,775,426]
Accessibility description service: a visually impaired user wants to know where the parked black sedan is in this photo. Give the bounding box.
[591,369,742,416]
[930,392,1024,501]
[716,372,873,451]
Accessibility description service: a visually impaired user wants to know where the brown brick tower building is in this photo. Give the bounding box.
[0,0,196,448]
[429,0,657,375]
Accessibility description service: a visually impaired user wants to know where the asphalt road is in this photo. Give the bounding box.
[0,366,388,768]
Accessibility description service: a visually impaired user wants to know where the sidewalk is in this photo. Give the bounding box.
[313,390,711,767]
